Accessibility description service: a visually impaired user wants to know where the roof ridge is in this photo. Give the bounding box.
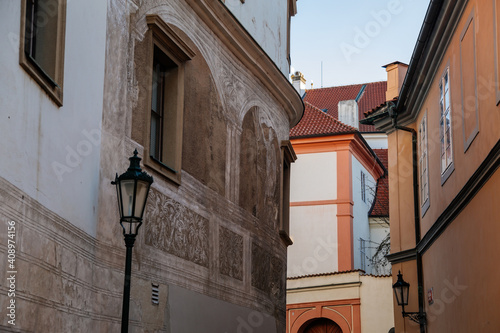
[305,80,387,92]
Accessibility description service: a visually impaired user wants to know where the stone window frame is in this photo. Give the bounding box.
[19,0,67,106]
[279,140,296,246]
[141,15,195,185]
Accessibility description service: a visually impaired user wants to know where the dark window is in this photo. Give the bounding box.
[21,0,66,105]
[150,46,179,171]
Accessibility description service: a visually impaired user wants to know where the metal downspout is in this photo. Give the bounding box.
[390,103,426,333]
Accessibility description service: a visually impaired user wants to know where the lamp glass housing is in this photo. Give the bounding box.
[113,150,153,236]
[393,271,410,306]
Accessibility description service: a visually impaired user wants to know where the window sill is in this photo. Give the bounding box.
[20,54,63,106]
[144,155,181,185]
[421,199,430,218]
[441,162,455,186]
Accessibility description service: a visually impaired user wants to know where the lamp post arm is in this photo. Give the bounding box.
[403,311,427,325]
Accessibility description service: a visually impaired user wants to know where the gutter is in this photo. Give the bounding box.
[395,0,444,114]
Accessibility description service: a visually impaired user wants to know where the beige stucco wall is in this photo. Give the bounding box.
[360,275,395,333]
[286,273,395,332]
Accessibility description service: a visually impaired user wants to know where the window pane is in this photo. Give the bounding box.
[150,114,159,159]
[152,63,159,113]
[30,0,59,79]
[445,89,450,110]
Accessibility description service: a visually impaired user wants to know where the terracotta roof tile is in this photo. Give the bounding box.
[287,269,366,280]
[369,149,389,217]
[303,81,387,133]
[364,96,398,117]
[290,101,357,138]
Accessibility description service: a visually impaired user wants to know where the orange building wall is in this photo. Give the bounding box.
[422,169,500,332]
[388,130,416,254]
[414,0,500,235]
[388,1,500,332]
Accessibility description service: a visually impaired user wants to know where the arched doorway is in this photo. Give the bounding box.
[303,318,343,333]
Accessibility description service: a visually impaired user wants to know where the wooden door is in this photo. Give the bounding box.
[303,318,343,333]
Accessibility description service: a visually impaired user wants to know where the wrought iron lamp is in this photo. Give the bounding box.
[112,150,153,332]
[392,271,426,324]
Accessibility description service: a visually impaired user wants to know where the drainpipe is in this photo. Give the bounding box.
[388,103,426,333]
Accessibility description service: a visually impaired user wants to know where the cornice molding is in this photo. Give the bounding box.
[417,139,500,254]
[389,139,500,263]
[397,0,469,126]
[386,248,417,264]
[185,0,304,128]
[290,134,385,180]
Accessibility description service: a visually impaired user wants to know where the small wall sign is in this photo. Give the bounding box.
[427,287,434,305]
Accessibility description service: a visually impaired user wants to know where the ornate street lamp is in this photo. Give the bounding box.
[392,271,426,324]
[112,150,153,332]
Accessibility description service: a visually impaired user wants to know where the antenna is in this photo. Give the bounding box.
[321,61,323,88]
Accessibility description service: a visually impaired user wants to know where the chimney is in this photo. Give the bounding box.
[291,71,306,97]
[383,61,408,101]
[338,100,359,129]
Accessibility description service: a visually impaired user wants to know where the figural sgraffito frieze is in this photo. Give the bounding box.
[145,189,209,267]
[219,227,243,280]
[251,242,284,304]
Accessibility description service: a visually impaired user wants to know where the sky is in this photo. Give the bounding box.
[290,0,430,88]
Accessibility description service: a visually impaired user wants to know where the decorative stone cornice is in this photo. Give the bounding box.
[185,0,304,128]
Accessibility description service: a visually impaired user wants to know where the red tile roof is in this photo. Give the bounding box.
[364,96,397,117]
[290,101,357,138]
[303,81,387,132]
[369,149,389,217]
[287,269,366,280]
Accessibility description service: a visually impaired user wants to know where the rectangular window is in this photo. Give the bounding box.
[419,113,430,215]
[139,15,195,184]
[150,46,179,170]
[439,68,454,183]
[20,0,66,106]
[361,171,366,202]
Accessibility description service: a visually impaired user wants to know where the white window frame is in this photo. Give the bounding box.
[361,171,366,203]
[419,112,430,216]
[439,67,454,184]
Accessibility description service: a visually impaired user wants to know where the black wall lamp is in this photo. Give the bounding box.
[392,271,426,325]
[112,150,153,332]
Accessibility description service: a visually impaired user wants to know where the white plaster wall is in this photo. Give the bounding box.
[360,275,395,332]
[362,133,388,149]
[290,152,337,202]
[223,0,290,75]
[0,0,107,236]
[351,155,376,273]
[369,217,391,275]
[287,205,338,277]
